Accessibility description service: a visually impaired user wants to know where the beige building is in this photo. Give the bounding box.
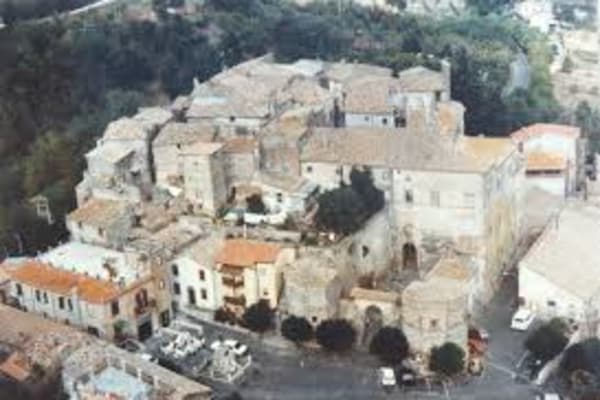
[181,141,228,215]
[7,242,172,341]
[223,137,259,186]
[153,121,217,189]
[301,127,524,311]
[214,239,295,316]
[402,256,471,355]
[66,198,134,248]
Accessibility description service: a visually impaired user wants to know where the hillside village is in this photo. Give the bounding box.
[0,53,597,399]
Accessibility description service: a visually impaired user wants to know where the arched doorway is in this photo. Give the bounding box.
[402,243,418,271]
[362,305,383,347]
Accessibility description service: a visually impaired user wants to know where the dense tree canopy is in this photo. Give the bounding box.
[242,299,275,333]
[525,318,569,363]
[369,327,410,365]
[281,315,314,344]
[429,342,466,377]
[316,319,356,353]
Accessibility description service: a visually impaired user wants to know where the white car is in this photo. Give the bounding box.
[378,367,396,387]
[224,339,249,356]
[210,340,223,352]
[139,352,157,363]
[511,309,536,331]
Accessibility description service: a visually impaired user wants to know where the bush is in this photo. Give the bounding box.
[315,319,356,353]
[242,300,274,333]
[281,315,314,344]
[214,307,237,324]
[525,318,569,363]
[429,342,466,377]
[369,327,409,365]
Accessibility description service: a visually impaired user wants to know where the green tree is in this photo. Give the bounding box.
[281,315,314,344]
[315,186,367,235]
[525,318,569,363]
[369,327,410,365]
[429,342,466,377]
[315,319,356,353]
[242,299,274,333]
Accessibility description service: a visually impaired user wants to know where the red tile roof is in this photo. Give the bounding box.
[215,239,281,268]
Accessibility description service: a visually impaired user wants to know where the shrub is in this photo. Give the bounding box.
[429,342,466,377]
[315,319,356,353]
[242,300,274,333]
[281,315,314,344]
[369,327,409,365]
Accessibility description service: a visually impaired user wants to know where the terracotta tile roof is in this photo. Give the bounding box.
[0,352,31,382]
[526,151,567,171]
[223,137,257,153]
[68,198,130,229]
[511,123,581,142]
[215,239,281,268]
[8,261,119,304]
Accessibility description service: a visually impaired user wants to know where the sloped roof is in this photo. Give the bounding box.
[301,128,515,173]
[68,198,130,229]
[8,261,119,304]
[396,66,446,92]
[85,142,134,164]
[103,118,149,141]
[511,123,581,142]
[520,201,600,300]
[215,239,281,267]
[154,122,216,147]
[526,151,567,171]
[223,137,257,153]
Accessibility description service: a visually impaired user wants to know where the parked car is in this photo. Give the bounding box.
[224,339,249,356]
[210,340,223,352]
[139,352,158,363]
[511,309,536,331]
[378,367,396,388]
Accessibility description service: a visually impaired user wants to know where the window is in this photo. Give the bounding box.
[306,165,313,174]
[176,143,182,150]
[98,228,104,237]
[435,91,442,102]
[173,283,181,295]
[111,300,120,316]
[35,290,41,302]
[405,189,413,204]
[364,116,369,122]
[188,287,197,306]
[312,316,318,323]
[199,269,205,281]
[430,190,440,207]
[229,116,236,122]
[547,300,556,307]
[382,117,388,125]
[43,292,48,304]
[263,290,269,297]
[58,297,65,310]
[336,167,342,176]
[171,264,179,276]
[276,193,283,203]
[16,284,22,296]
[201,289,207,300]
[430,319,439,329]
[361,245,370,258]
[77,222,83,229]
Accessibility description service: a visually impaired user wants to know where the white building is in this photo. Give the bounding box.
[518,202,600,325]
[511,123,583,197]
[6,242,172,340]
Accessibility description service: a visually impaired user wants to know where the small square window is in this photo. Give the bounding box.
[405,190,413,204]
[171,264,179,276]
[201,289,207,300]
[430,319,438,329]
[276,193,283,203]
[547,300,556,307]
[58,297,65,310]
[173,283,181,295]
[382,117,388,125]
[229,116,236,122]
[16,284,23,296]
[199,269,205,281]
[111,300,120,316]
[306,165,313,174]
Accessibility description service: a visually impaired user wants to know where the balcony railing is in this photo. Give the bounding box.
[223,295,246,307]
[222,276,244,288]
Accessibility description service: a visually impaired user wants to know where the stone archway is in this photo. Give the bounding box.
[402,243,418,271]
[362,305,383,347]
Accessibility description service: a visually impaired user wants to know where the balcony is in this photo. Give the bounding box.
[223,295,246,307]
[222,276,244,288]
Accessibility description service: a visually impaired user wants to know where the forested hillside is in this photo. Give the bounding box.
[0,0,574,255]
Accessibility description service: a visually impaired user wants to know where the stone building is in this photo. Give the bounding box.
[301,126,524,311]
[180,142,228,216]
[223,137,259,186]
[402,256,470,355]
[66,198,134,249]
[6,242,172,340]
[153,121,217,190]
[76,108,173,205]
[281,252,345,326]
